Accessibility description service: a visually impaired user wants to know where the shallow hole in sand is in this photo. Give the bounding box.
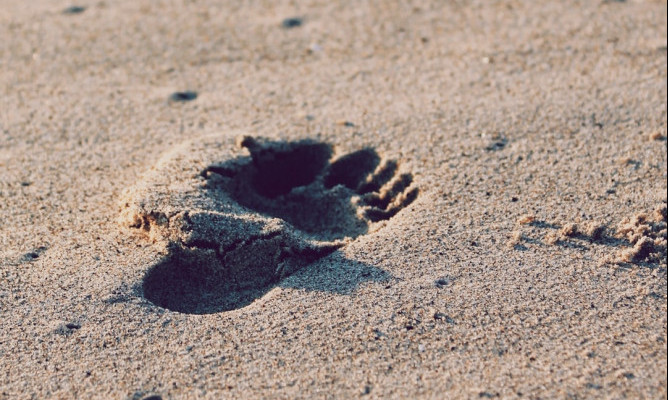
[136,137,418,313]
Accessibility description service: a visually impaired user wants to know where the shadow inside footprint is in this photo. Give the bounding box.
[142,247,274,313]
[139,136,418,313]
[142,246,389,314]
[203,137,418,242]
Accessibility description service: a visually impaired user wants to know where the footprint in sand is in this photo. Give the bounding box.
[119,135,418,313]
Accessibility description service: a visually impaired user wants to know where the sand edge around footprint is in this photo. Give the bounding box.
[117,132,418,312]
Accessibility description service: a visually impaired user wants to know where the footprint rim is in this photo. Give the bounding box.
[124,135,419,313]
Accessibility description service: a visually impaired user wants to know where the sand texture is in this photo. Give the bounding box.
[1,0,667,399]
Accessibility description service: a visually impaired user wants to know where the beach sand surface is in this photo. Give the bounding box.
[1,0,666,398]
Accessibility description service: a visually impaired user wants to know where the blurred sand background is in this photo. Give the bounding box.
[0,0,666,398]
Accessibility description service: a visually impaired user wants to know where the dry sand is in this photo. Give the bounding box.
[1,0,667,398]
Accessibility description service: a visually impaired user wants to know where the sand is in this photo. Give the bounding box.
[1,0,666,398]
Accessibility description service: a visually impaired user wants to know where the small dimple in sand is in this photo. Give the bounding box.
[119,134,418,313]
